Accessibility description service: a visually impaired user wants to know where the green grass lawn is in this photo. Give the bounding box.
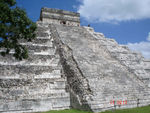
[42,105,150,113]
[101,105,150,113]
[43,109,92,113]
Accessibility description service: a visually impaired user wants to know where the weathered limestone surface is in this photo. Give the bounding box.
[52,24,150,112]
[86,27,150,87]
[0,7,150,113]
[0,22,70,113]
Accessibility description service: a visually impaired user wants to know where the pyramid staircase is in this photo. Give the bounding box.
[0,22,70,113]
[51,24,150,112]
[0,7,150,112]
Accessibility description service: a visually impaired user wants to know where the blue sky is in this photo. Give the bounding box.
[16,0,150,59]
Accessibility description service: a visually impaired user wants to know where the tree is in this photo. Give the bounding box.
[0,0,37,60]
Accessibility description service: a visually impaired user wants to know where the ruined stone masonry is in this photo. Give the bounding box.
[0,7,150,113]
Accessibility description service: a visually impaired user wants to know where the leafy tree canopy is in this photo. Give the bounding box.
[0,0,37,60]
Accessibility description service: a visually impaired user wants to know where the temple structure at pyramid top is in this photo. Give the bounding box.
[40,7,80,26]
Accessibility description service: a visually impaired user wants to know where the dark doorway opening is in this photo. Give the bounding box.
[62,21,66,25]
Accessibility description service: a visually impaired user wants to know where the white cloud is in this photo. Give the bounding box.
[78,0,150,23]
[127,33,150,59]
[147,32,150,41]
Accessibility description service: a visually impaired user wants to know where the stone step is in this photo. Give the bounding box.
[0,70,62,79]
[88,100,150,111]
[94,92,148,98]
[90,95,150,105]
[134,70,149,76]
[89,83,145,92]
[97,93,150,100]
[92,93,150,102]
[89,104,135,112]
[95,90,150,95]
[0,54,59,63]
[34,70,62,79]
[0,78,66,88]
[36,21,50,27]
[0,58,59,66]
[0,54,60,67]
[0,65,62,77]
[98,39,130,53]
[0,97,70,113]
[20,40,53,47]
[92,89,146,95]
[25,44,55,53]
[1,87,68,98]
[0,45,56,56]
[145,69,150,74]
[36,31,50,37]
[98,40,118,47]
[143,60,150,70]
[36,36,51,40]
[19,92,70,100]
[19,38,53,46]
[36,25,49,32]
[114,53,142,62]
[88,97,150,110]
[0,63,63,78]
[93,90,150,96]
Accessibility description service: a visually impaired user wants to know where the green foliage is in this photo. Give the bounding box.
[0,0,37,60]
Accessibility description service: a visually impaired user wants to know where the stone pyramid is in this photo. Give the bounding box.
[0,7,150,113]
